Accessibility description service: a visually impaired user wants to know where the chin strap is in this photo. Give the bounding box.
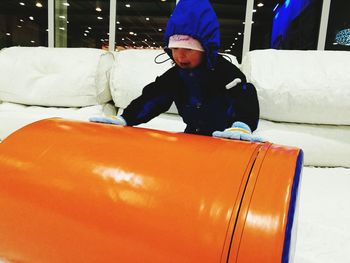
[154,52,172,64]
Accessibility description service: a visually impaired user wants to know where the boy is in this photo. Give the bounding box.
[90,0,260,141]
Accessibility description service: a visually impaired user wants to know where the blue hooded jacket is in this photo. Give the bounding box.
[164,0,220,69]
[121,0,259,136]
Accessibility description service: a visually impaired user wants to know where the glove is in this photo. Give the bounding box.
[212,121,263,142]
[89,115,127,126]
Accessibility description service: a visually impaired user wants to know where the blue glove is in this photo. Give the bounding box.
[89,115,127,126]
[212,121,263,142]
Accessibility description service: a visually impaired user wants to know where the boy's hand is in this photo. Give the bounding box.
[212,121,263,142]
[89,115,127,126]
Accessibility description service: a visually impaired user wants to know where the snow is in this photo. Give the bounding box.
[295,167,350,263]
[255,119,350,167]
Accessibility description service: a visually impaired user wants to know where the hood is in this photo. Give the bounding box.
[164,0,220,70]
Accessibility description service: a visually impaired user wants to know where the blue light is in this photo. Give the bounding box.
[335,28,350,46]
[285,0,291,8]
[274,12,279,20]
[273,3,279,12]
[271,0,312,48]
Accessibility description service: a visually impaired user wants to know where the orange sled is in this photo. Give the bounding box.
[0,119,303,263]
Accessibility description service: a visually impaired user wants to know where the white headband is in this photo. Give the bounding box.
[168,35,204,52]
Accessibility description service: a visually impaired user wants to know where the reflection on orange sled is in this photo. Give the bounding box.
[0,119,303,263]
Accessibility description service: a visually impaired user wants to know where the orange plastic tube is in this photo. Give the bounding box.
[0,118,302,263]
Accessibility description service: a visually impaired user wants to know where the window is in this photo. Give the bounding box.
[250,0,274,51]
[54,0,110,48]
[1,0,346,54]
[0,0,48,48]
[115,0,174,50]
[325,0,350,51]
[250,0,322,50]
[212,0,247,62]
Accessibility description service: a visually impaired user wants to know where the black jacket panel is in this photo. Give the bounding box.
[122,55,259,136]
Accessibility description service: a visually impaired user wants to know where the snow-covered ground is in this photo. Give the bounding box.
[295,167,350,263]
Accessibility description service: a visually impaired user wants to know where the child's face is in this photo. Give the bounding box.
[172,48,204,69]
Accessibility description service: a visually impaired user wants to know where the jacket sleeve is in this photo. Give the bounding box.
[217,56,259,132]
[228,81,260,132]
[121,74,174,126]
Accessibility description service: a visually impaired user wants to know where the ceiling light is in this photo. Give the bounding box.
[88,27,92,29]
[118,27,122,30]
[59,15,66,19]
[59,27,65,30]
[122,38,125,41]
[134,33,137,36]
[116,21,120,24]
[31,40,35,43]
[63,2,70,6]
[19,2,25,6]
[29,16,34,20]
[85,30,90,33]
[225,49,231,52]
[97,16,103,20]
[238,32,242,35]
[144,39,147,41]
[158,29,162,32]
[36,2,43,8]
[96,7,102,12]
[125,4,131,8]
[66,20,69,23]
[20,19,24,22]
[257,3,264,7]
[146,17,150,21]
[253,9,256,12]
[129,32,134,35]
[235,37,238,40]
[6,33,11,36]
[84,33,87,36]
[17,25,22,28]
